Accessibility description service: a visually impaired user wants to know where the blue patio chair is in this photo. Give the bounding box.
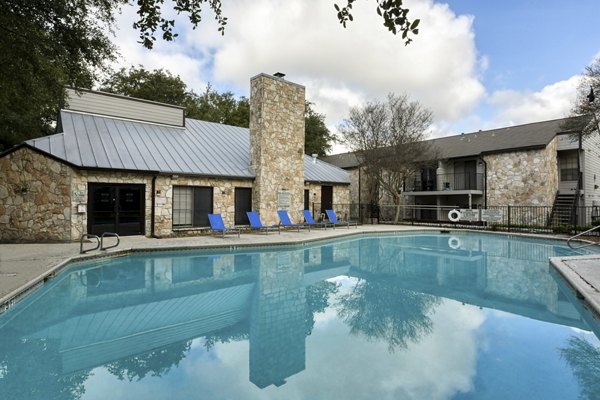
[278,210,311,232]
[302,210,332,229]
[247,211,281,235]
[208,214,241,238]
[325,209,358,229]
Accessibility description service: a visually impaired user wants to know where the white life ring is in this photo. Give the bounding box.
[448,236,461,250]
[448,209,461,222]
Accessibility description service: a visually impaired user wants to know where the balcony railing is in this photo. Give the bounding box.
[405,172,484,192]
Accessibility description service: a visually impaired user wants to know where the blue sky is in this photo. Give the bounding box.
[447,0,599,91]
[111,0,600,153]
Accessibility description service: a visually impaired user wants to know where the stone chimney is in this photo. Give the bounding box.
[250,73,305,225]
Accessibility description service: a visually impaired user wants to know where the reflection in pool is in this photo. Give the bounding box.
[1,233,600,399]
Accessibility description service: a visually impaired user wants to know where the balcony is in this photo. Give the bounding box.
[404,172,484,193]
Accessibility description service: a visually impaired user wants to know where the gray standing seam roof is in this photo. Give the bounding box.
[25,110,350,184]
[322,118,573,169]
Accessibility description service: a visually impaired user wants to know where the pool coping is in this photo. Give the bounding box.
[2,226,600,317]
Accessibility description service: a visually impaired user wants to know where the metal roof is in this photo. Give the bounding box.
[24,110,349,183]
[304,154,351,183]
[322,118,575,168]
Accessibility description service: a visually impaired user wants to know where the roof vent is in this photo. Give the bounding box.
[274,72,286,79]
[312,153,318,164]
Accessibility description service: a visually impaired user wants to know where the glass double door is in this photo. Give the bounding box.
[88,183,145,236]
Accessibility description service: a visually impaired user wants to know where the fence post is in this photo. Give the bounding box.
[507,205,511,232]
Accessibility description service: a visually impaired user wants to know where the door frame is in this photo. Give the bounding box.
[87,183,145,236]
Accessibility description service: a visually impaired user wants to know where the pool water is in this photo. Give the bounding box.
[1,233,600,400]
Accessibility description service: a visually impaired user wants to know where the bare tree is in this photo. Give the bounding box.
[563,56,600,135]
[339,93,436,222]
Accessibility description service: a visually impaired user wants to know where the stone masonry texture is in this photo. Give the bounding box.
[250,74,306,226]
[0,147,73,242]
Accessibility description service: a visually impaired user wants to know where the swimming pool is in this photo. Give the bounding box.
[1,232,600,399]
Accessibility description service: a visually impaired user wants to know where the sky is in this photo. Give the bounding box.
[108,0,600,154]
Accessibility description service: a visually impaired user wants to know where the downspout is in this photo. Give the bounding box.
[358,167,361,222]
[479,156,487,208]
[151,175,158,238]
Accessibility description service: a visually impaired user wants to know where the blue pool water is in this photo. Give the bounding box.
[1,233,600,400]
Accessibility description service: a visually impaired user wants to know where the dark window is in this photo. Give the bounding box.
[173,186,213,227]
[560,154,578,181]
[304,189,310,211]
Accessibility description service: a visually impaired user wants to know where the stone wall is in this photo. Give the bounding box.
[153,175,253,236]
[304,182,350,219]
[485,138,558,206]
[0,147,73,242]
[250,74,306,226]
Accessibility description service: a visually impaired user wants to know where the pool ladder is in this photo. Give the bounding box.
[80,232,120,254]
[567,224,600,249]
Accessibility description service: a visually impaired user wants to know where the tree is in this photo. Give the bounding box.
[100,67,250,128]
[338,93,435,221]
[0,0,116,151]
[0,0,420,152]
[305,102,336,156]
[564,56,600,136]
[189,84,250,128]
[100,66,193,106]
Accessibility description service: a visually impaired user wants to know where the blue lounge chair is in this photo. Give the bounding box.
[325,209,358,229]
[278,210,310,232]
[302,210,332,229]
[208,214,241,238]
[247,211,281,235]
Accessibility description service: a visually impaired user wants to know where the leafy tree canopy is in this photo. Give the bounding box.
[0,0,116,151]
[0,0,418,151]
[305,102,336,156]
[100,66,250,128]
[100,66,192,106]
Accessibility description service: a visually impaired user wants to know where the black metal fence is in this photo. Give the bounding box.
[308,202,600,235]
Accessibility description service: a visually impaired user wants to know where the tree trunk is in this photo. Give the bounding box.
[394,194,401,224]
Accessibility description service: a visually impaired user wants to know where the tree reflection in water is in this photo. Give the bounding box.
[106,340,192,382]
[0,333,90,400]
[338,276,441,352]
[305,281,339,335]
[560,336,600,400]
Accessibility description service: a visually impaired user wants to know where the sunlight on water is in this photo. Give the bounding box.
[1,233,599,400]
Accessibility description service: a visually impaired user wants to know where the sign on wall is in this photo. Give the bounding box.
[481,209,503,222]
[459,209,480,222]
[278,189,291,210]
[72,191,86,202]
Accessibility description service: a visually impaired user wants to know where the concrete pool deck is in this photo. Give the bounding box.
[1,224,600,318]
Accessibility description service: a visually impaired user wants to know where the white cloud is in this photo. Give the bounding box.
[487,75,582,127]
[110,0,486,132]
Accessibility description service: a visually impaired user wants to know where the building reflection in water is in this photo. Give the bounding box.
[0,234,598,399]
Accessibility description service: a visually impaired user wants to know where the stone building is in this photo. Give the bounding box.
[0,73,350,242]
[323,118,600,223]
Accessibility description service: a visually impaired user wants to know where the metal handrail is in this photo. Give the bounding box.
[80,234,100,254]
[100,232,120,251]
[567,224,600,249]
